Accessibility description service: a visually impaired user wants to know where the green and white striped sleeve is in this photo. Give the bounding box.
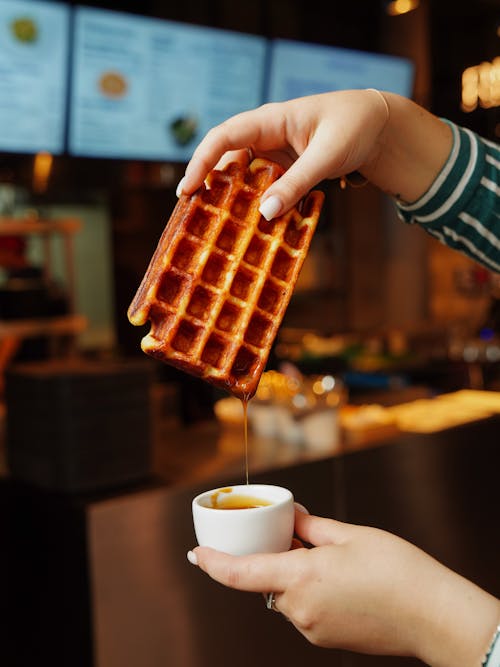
[395,121,500,273]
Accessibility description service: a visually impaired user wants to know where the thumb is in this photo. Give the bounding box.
[258,135,332,220]
[294,512,353,547]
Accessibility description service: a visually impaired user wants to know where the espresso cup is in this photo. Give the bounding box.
[192,484,295,556]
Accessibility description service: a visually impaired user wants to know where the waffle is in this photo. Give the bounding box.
[128,158,324,399]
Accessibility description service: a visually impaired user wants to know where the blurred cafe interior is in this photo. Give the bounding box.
[2,1,500,666]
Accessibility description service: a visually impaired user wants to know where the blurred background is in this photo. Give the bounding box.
[2,3,500,667]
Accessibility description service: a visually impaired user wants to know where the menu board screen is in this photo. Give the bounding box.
[267,39,414,102]
[0,0,70,154]
[69,7,267,161]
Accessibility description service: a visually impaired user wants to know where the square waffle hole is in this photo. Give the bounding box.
[230,267,257,301]
[186,207,213,239]
[245,168,269,189]
[244,313,273,348]
[258,279,284,316]
[171,319,202,353]
[156,271,184,307]
[216,301,242,333]
[201,179,228,206]
[302,194,319,218]
[258,216,277,236]
[187,285,217,322]
[231,190,254,220]
[201,333,228,369]
[271,248,295,282]
[202,253,229,289]
[284,220,308,250]
[171,238,199,273]
[231,346,260,378]
[244,235,268,268]
[216,219,244,254]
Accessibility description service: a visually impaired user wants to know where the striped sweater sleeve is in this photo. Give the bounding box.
[395,121,500,273]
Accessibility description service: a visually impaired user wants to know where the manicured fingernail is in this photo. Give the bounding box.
[259,195,282,221]
[176,176,186,198]
[187,550,198,565]
[295,502,310,514]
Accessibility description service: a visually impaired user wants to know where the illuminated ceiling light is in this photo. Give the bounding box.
[32,151,53,194]
[386,0,420,16]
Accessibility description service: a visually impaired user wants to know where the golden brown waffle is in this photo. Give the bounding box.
[128,158,324,399]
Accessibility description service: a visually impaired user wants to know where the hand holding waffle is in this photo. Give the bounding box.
[178,89,453,214]
[128,157,324,398]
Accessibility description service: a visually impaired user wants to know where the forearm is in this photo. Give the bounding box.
[361,92,453,204]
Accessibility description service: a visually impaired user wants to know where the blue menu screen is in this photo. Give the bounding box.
[267,39,414,102]
[0,0,70,154]
[69,7,267,161]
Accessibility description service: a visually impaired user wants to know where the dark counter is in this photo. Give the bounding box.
[3,416,499,667]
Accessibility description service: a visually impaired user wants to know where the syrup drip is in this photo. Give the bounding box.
[241,395,250,485]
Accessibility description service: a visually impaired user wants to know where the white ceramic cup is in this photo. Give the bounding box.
[192,483,295,556]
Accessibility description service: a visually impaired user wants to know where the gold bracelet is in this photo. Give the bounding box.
[365,87,391,122]
[339,89,390,191]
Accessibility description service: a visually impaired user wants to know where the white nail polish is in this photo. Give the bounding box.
[176,176,186,198]
[187,550,198,566]
[259,195,282,221]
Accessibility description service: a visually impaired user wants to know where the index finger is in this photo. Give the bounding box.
[181,105,278,194]
[191,546,304,594]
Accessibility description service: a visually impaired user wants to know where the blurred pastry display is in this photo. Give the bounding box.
[247,370,345,452]
[385,389,500,433]
[213,396,244,428]
[341,389,500,444]
[340,404,399,448]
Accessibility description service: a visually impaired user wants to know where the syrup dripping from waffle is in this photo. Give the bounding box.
[128,158,324,483]
[242,396,249,485]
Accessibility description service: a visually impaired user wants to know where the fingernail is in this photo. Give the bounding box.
[259,195,282,221]
[294,502,310,514]
[176,176,186,198]
[187,550,198,566]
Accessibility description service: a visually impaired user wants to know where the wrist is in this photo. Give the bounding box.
[415,567,500,667]
[357,89,391,182]
[361,92,453,203]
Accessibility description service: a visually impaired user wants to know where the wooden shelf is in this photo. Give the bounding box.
[0,216,86,364]
[0,315,87,340]
[0,216,82,318]
[0,218,81,236]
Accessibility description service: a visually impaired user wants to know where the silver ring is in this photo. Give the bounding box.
[265,592,278,612]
